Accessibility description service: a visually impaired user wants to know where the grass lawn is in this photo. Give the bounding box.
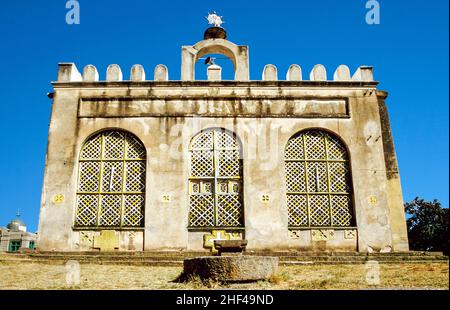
[0,261,448,290]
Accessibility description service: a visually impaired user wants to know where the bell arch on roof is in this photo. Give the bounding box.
[181,39,249,81]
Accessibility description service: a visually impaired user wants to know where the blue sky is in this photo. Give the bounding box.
[0,0,448,232]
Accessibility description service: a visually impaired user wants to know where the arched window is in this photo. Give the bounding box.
[188,128,244,229]
[75,130,146,228]
[285,130,354,228]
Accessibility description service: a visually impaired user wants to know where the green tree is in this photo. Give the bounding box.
[404,198,448,255]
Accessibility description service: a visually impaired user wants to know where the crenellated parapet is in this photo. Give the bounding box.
[283,64,373,82]
[56,38,373,83]
[58,63,170,83]
[57,62,374,83]
[57,63,374,83]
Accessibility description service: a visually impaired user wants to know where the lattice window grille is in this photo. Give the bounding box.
[189,129,244,229]
[75,131,146,228]
[285,130,354,228]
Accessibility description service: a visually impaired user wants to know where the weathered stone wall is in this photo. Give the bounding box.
[376,91,409,251]
[38,76,408,252]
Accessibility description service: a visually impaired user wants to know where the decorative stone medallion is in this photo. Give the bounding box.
[52,194,65,204]
[368,195,378,206]
[311,229,335,241]
[260,194,270,203]
[161,194,171,203]
[344,229,357,239]
[289,230,301,239]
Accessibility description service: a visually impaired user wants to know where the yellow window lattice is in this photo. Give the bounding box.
[285,130,354,228]
[75,130,146,228]
[188,129,244,228]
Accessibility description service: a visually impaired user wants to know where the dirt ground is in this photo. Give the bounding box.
[0,262,448,290]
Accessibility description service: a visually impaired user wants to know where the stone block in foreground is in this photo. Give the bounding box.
[182,256,279,282]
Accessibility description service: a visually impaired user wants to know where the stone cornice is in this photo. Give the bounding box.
[52,80,379,89]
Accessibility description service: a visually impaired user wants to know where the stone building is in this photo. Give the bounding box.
[0,213,37,252]
[37,23,409,253]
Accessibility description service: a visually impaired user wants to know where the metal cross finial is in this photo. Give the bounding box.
[16,208,21,218]
[205,11,224,28]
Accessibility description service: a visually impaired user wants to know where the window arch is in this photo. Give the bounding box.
[285,130,354,228]
[188,128,244,229]
[75,130,146,228]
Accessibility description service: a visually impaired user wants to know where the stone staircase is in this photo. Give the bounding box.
[0,251,447,266]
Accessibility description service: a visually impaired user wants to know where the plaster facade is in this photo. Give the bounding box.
[38,35,409,253]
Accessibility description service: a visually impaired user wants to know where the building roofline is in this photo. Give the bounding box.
[52,80,379,89]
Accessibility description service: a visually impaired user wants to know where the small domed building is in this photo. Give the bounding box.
[0,212,37,252]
